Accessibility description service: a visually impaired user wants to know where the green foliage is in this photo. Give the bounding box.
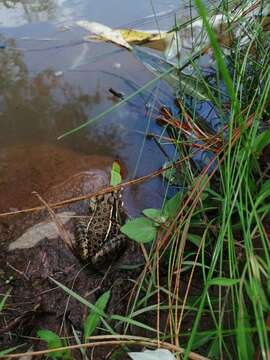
[251,128,270,157]
[0,288,11,313]
[142,208,163,221]
[121,217,158,243]
[207,277,240,287]
[84,290,111,340]
[163,191,182,219]
[37,330,71,360]
[121,192,182,243]
[110,161,122,186]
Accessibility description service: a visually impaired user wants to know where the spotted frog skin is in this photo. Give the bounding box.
[74,190,128,265]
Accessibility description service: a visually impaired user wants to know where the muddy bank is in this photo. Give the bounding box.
[0,145,142,357]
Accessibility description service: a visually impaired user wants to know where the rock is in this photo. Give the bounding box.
[8,211,74,251]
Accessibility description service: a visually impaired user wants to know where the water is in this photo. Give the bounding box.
[0,0,191,215]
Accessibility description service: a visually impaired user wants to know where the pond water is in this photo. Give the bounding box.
[0,0,195,215]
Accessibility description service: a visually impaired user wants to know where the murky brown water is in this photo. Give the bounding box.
[0,0,189,218]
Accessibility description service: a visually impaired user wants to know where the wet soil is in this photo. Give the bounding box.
[0,145,143,358]
[0,0,222,357]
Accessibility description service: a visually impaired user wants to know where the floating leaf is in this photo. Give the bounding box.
[207,277,240,287]
[119,29,168,51]
[77,20,132,50]
[121,217,157,243]
[110,161,122,186]
[37,330,71,359]
[84,290,110,340]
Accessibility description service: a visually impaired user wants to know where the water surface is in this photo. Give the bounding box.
[0,0,188,215]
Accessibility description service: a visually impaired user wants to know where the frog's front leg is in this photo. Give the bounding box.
[92,234,127,266]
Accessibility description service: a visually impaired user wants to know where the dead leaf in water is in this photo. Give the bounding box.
[77,20,132,50]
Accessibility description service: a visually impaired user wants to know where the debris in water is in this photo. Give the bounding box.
[76,20,132,50]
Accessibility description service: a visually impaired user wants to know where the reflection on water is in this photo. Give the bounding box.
[0,0,182,28]
[0,33,127,155]
[0,0,182,215]
[0,0,57,26]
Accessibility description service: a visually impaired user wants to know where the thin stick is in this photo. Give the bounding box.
[0,334,210,360]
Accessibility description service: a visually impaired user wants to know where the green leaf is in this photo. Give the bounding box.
[162,161,182,186]
[0,288,11,313]
[37,330,71,359]
[142,208,167,224]
[84,290,110,340]
[121,217,157,243]
[255,179,270,209]
[207,277,240,287]
[163,192,182,219]
[188,234,201,247]
[246,279,269,312]
[0,344,26,356]
[110,161,122,186]
[252,128,270,156]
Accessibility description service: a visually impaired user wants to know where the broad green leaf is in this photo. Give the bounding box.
[163,192,182,219]
[110,161,122,186]
[37,330,71,359]
[143,208,167,224]
[121,217,157,243]
[207,277,240,287]
[84,290,110,340]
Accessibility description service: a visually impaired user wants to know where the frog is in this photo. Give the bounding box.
[74,189,128,266]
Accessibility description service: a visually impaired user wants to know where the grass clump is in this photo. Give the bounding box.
[1,0,269,359]
[120,1,270,359]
